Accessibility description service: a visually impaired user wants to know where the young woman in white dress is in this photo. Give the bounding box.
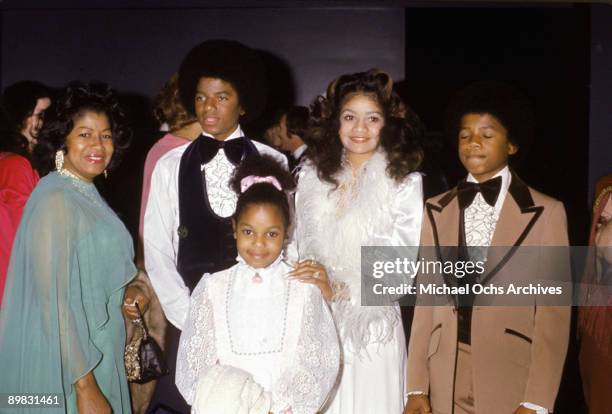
[292,69,424,414]
[176,156,340,414]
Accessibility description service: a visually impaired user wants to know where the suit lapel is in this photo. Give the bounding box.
[426,188,461,257]
[479,171,544,285]
[426,188,461,305]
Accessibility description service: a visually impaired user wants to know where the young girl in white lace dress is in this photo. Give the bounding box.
[176,155,340,414]
[292,69,424,414]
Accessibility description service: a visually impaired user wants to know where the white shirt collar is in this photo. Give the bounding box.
[201,125,243,141]
[292,144,307,160]
[466,165,512,213]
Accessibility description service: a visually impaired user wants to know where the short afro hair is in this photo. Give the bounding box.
[285,106,309,139]
[178,39,267,122]
[445,80,534,160]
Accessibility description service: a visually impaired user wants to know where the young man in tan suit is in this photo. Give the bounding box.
[404,82,571,414]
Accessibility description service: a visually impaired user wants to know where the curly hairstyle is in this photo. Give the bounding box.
[230,155,296,230]
[444,80,534,163]
[307,68,423,187]
[0,81,51,157]
[32,81,131,176]
[153,74,197,131]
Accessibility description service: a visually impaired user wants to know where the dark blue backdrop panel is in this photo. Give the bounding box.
[1,7,404,106]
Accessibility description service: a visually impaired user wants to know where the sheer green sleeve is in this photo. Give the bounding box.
[22,188,102,394]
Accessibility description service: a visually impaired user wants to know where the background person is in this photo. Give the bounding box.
[262,108,286,151]
[137,73,202,268]
[1,80,52,152]
[578,173,612,414]
[277,105,309,173]
[0,80,51,301]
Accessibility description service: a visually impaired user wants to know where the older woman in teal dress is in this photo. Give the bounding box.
[0,82,148,413]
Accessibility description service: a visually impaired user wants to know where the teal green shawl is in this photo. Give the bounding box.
[0,172,137,413]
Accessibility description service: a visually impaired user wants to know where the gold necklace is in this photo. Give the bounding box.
[58,168,101,206]
[58,168,83,181]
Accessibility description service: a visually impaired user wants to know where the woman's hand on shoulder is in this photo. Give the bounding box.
[76,372,111,414]
[287,260,334,301]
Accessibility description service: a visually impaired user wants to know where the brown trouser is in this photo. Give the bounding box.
[454,341,475,414]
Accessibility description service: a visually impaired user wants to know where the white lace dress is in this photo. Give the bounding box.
[176,255,340,414]
[294,150,424,414]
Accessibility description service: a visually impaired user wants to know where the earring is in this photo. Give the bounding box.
[55,150,64,171]
[104,169,108,179]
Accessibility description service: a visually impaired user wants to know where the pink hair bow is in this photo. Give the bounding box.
[240,175,282,193]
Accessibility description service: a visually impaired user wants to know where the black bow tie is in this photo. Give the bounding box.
[199,136,248,165]
[457,176,502,209]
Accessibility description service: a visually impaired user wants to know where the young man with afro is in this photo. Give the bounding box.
[405,82,571,414]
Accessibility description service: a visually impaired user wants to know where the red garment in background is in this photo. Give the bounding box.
[578,174,612,414]
[0,153,39,303]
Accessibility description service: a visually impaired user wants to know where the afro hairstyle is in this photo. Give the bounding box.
[178,39,267,123]
[445,80,534,161]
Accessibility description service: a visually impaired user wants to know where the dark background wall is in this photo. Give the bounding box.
[0,5,405,107]
[589,3,612,203]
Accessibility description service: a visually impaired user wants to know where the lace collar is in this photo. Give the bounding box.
[235,253,288,281]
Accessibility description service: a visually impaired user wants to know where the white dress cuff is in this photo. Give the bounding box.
[521,402,548,414]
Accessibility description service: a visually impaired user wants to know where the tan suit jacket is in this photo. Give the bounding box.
[407,172,571,414]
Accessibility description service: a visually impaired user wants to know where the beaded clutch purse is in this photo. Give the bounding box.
[124,302,169,383]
